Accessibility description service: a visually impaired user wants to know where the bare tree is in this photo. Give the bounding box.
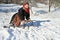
[49,0,60,12]
[49,0,52,12]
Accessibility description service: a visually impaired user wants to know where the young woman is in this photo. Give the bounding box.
[10,2,30,27]
[18,2,30,21]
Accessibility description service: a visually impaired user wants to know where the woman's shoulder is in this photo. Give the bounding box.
[18,7,23,11]
[18,7,24,13]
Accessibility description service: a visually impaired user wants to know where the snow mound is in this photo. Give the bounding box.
[0,4,22,13]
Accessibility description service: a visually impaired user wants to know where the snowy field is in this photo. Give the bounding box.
[0,3,60,40]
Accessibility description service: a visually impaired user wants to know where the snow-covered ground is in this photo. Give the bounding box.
[0,3,60,40]
[0,4,22,13]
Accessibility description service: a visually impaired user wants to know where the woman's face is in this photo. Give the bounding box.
[24,4,29,9]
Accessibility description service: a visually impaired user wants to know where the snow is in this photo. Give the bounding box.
[0,4,22,13]
[36,3,48,8]
[0,3,60,40]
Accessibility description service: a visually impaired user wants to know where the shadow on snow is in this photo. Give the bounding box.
[6,20,50,40]
[35,10,48,14]
[21,20,50,27]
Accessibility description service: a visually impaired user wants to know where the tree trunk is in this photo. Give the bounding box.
[49,0,51,12]
[49,5,51,12]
